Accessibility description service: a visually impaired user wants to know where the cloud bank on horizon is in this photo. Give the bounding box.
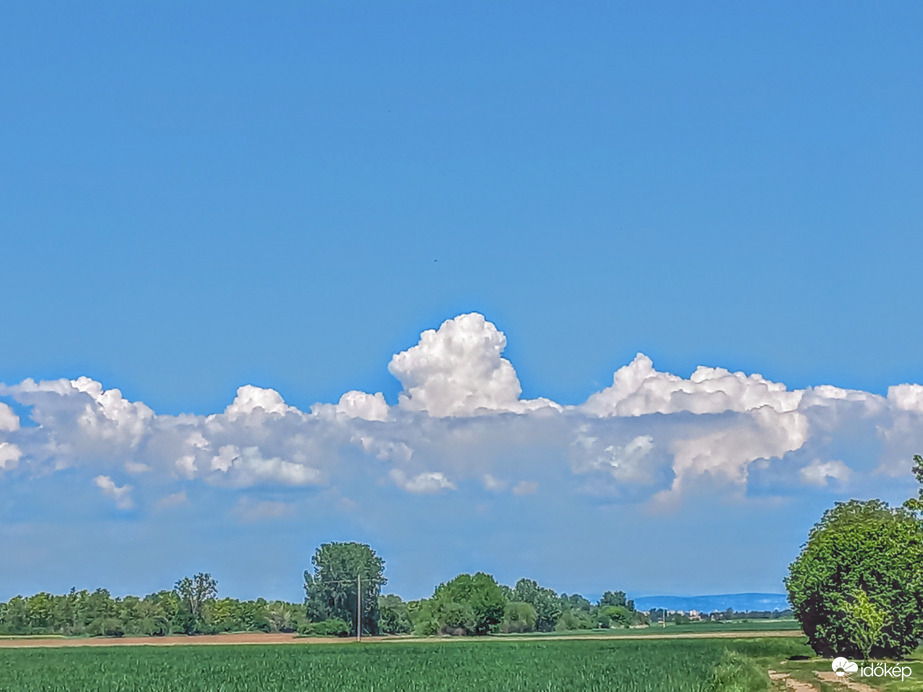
[1,313,922,515]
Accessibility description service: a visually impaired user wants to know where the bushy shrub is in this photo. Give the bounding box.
[786,499,923,658]
[299,618,351,637]
[500,602,537,633]
[555,608,595,631]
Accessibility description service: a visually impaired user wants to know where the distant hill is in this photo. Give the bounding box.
[632,593,789,613]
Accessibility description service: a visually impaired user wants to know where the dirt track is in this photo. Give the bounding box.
[0,630,803,649]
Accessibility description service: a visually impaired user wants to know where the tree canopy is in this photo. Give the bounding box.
[413,572,506,636]
[785,498,923,658]
[174,573,218,634]
[1,543,647,640]
[304,542,386,636]
[512,578,562,632]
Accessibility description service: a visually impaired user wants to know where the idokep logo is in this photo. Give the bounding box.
[832,657,858,676]
[832,656,913,681]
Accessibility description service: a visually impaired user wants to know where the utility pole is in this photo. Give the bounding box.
[357,573,361,642]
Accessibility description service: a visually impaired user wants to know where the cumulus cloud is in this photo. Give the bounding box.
[0,442,21,471]
[0,312,920,513]
[224,385,299,421]
[483,474,507,492]
[205,445,323,487]
[312,391,389,421]
[512,480,538,496]
[799,459,852,486]
[582,354,802,417]
[388,313,558,416]
[0,403,20,432]
[94,475,134,510]
[390,469,456,494]
[888,384,923,413]
[571,432,656,483]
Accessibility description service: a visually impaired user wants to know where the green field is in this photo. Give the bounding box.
[502,619,803,637]
[0,637,811,692]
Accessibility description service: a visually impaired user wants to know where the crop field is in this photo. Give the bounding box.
[0,636,810,692]
[504,619,803,637]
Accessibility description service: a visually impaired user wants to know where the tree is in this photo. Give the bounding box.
[903,454,923,514]
[600,605,634,629]
[414,573,506,636]
[555,608,595,631]
[512,579,561,632]
[599,590,628,608]
[304,542,386,636]
[501,601,537,633]
[174,573,218,634]
[560,593,592,612]
[378,594,412,634]
[785,499,923,658]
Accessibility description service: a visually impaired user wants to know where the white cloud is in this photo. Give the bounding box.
[175,454,198,478]
[0,312,920,510]
[0,403,20,431]
[388,313,558,416]
[571,432,656,483]
[1,377,154,469]
[313,391,389,421]
[222,447,323,487]
[660,407,809,501]
[0,442,22,471]
[94,475,133,510]
[800,459,852,486]
[390,469,456,494]
[512,480,538,496]
[888,384,923,413]
[582,354,802,417]
[211,445,239,473]
[223,385,299,421]
[483,474,507,492]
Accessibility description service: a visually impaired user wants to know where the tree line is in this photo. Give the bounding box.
[0,548,645,638]
[302,541,647,637]
[0,575,308,637]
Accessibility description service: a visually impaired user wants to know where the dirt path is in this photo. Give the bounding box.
[768,670,821,692]
[767,668,882,692]
[814,671,880,692]
[0,629,803,649]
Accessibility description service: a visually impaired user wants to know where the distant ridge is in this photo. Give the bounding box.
[632,593,789,613]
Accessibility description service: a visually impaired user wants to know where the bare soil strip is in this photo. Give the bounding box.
[0,630,803,649]
[814,671,880,692]
[768,670,821,692]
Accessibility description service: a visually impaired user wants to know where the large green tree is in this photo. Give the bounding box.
[304,542,386,636]
[174,573,218,634]
[413,573,506,636]
[512,578,561,632]
[500,601,537,633]
[378,594,412,634]
[785,499,923,658]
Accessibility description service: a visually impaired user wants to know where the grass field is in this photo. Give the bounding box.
[0,637,812,692]
[503,619,803,638]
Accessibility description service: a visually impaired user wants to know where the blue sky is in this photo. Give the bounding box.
[1,2,922,602]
